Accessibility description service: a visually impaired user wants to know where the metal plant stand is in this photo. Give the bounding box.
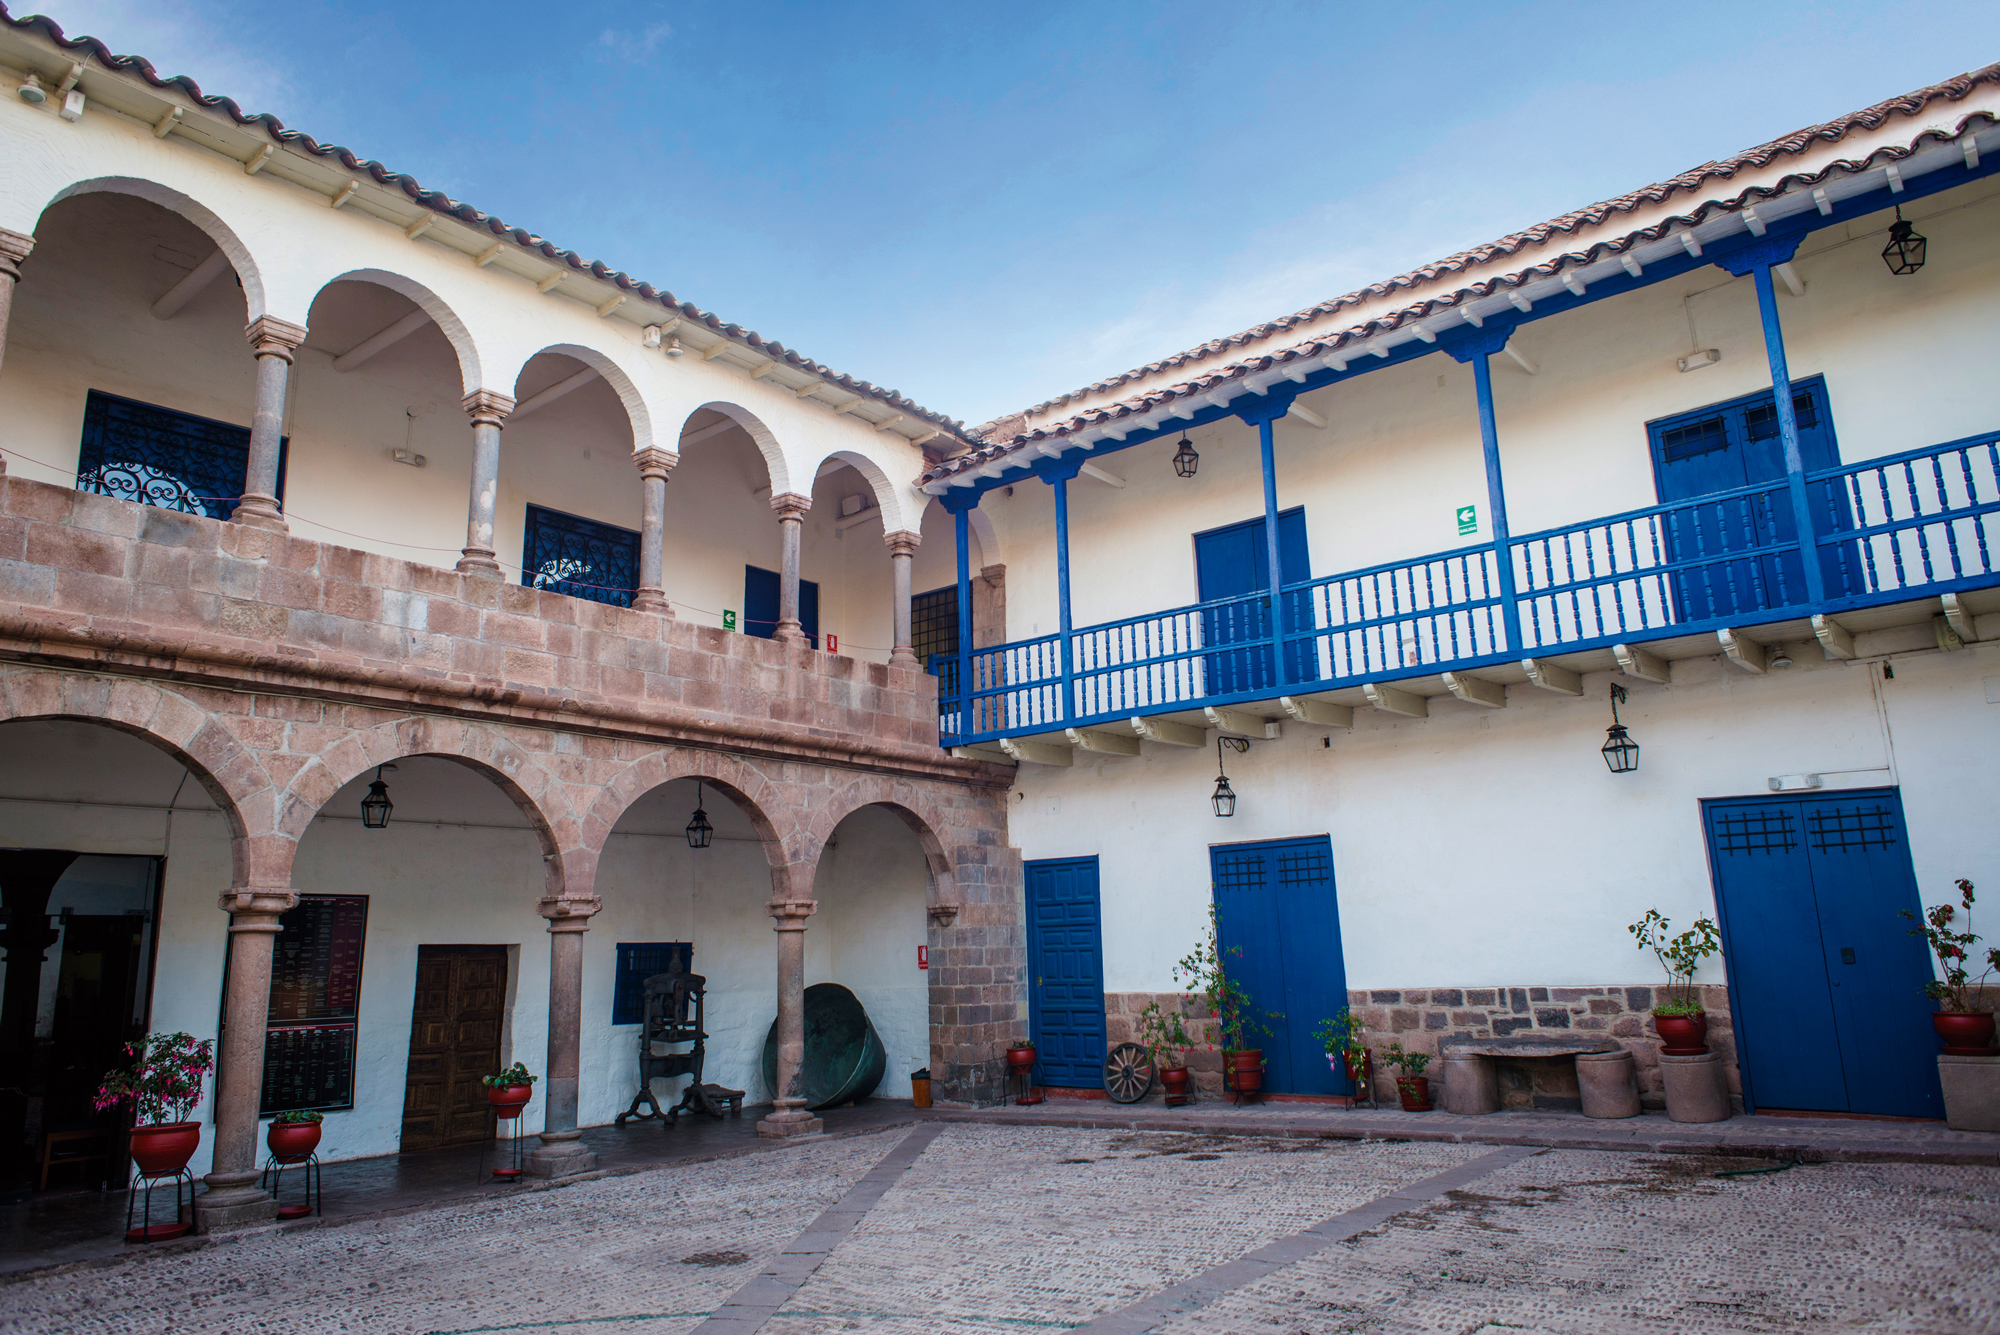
[483,1105,529,1182]
[260,1150,321,1219]
[125,1166,194,1243]
[617,960,744,1126]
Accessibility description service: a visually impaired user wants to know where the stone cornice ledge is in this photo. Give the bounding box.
[0,612,1013,789]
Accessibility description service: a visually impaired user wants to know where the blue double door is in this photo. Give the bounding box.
[1703,790,1941,1118]
[1025,858,1107,1087]
[1194,508,1310,694]
[1210,836,1351,1095]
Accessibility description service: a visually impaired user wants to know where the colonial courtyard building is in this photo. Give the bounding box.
[0,13,1995,1231]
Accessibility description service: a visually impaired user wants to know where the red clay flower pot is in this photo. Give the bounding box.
[267,1120,322,1161]
[1653,1011,1709,1055]
[1225,1050,1264,1095]
[129,1121,201,1175]
[1396,1076,1432,1112]
[1005,1046,1037,1071]
[1934,1011,1997,1053]
[1160,1066,1191,1107]
[486,1085,533,1119]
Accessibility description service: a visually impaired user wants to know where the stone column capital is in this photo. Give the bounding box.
[218,886,298,929]
[770,492,812,520]
[0,227,34,281]
[633,447,680,480]
[767,898,818,930]
[243,315,309,362]
[884,530,922,556]
[462,389,516,428]
[538,895,603,931]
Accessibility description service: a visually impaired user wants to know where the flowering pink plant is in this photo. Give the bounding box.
[94,1031,215,1126]
[1902,879,2000,1013]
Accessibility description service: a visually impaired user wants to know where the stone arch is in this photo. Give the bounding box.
[512,342,657,453]
[309,268,485,397]
[802,775,958,916]
[0,667,274,885]
[277,716,579,903]
[40,175,276,322]
[581,749,795,899]
[680,402,791,497]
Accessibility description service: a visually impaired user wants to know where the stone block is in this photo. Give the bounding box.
[1660,1051,1730,1123]
[1938,1054,2000,1132]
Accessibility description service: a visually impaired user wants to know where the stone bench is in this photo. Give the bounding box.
[1438,1036,1637,1117]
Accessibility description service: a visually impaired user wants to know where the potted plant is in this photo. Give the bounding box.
[266,1109,323,1161]
[93,1032,214,1176]
[1137,996,1197,1106]
[1902,877,1999,1051]
[1314,1010,1372,1104]
[1172,907,1279,1099]
[1382,1042,1433,1111]
[483,1062,537,1118]
[1629,910,1722,1053]
[1004,1040,1037,1071]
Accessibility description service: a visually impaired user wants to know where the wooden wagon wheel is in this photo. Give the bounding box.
[1103,1043,1155,1103]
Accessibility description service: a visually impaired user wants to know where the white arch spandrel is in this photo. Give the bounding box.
[38,176,274,323]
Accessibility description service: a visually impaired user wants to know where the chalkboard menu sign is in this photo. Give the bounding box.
[258,895,369,1115]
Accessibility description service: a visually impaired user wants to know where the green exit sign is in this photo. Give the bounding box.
[1456,505,1478,536]
[722,609,738,631]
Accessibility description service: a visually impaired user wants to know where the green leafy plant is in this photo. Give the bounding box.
[272,1108,323,1125]
[1380,1041,1432,1079]
[1629,910,1721,1015]
[1314,1009,1372,1099]
[1007,1039,1035,1050]
[1902,878,2000,1012]
[1172,905,1281,1053]
[1136,996,1196,1070]
[482,1062,538,1090]
[93,1032,214,1126]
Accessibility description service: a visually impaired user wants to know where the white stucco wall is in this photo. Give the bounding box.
[1005,642,2000,1005]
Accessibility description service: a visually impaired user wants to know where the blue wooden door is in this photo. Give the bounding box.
[743,565,819,647]
[1025,857,1106,1087]
[1647,376,1856,620]
[1194,509,1310,694]
[1704,791,1941,1117]
[1208,836,1350,1095]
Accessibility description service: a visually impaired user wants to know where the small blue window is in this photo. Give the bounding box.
[76,389,287,521]
[612,942,693,1025]
[523,504,639,607]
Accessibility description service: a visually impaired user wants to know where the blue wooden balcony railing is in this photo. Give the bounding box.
[936,431,2000,746]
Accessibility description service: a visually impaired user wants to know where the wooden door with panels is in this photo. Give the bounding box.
[399,946,508,1152]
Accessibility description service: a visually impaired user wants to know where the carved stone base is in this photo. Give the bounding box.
[194,1184,279,1233]
[524,1139,598,1179]
[232,493,288,532]
[631,588,671,614]
[756,1111,824,1139]
[456,548,503,577]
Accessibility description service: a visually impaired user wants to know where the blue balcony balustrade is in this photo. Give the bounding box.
[937,431,2000,746]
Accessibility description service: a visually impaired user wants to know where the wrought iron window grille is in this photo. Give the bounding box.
[522,503,639,607]
[75,389,286,521]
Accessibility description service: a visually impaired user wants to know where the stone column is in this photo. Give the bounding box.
[770,493,811,645]
[0,228,33,477]
[757,898,822,1138]
[630,447,678,613]
[232,317,308,531]
[197,886,298,1232]
[887,531,920,668]
[525,894,601,1178]
[457,390,516,576]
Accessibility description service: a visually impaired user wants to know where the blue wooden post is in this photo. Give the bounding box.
[954,502,973,739]
[1470,352,1524,653]
[1257,415,1287,685]
[1749,260,1827,607]
[1047,467,1080,723]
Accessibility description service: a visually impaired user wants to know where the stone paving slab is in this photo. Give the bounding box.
[936,1098,2000,1164]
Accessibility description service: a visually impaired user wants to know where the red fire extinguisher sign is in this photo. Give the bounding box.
[917,945,928,970]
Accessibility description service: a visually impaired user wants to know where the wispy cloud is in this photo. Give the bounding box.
[26,0,298,116]
[595,20,672,66]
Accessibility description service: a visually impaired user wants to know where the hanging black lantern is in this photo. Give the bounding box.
[360,764,394,828]
[1211,737,1248,816]
[685,781,714,849]
[1601,684,1640,774]
[1881,206,1926,276]
[1173,435,1199,479]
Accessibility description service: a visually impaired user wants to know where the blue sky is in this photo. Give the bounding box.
[23,1,2000,426]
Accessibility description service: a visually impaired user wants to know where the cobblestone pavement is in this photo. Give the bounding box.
[1,1126,1995,1334]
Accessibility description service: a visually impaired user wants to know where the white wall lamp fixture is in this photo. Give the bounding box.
[16,72,45,103]
[1212,736,1250,816]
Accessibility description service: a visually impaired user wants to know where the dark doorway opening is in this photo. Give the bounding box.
[399,946,509,1152]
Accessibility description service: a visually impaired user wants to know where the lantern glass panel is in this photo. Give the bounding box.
[1601,724,1640,774]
